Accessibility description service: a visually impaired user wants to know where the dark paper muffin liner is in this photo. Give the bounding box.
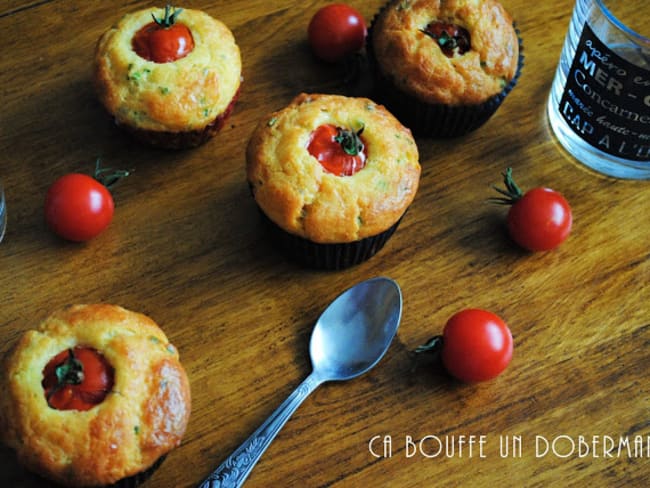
[28,454,166,488]
[107,455,166,488]
[259,210,403,270]
[367,9,524,138]
[115,88,240,150]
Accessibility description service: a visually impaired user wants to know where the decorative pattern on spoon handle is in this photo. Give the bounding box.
[198,373,323,488]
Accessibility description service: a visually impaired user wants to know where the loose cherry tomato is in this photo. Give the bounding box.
[307,124,367,176]
[493,168,572,251]
[308,4,367,63]
[45,173,114,242]
[132,5,194,63]
[42,346,115,411]
[441,309,513,382]
[416,309,513,383]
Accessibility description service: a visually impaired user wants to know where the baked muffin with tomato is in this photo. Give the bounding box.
[247,93,421,269]
[368,0,523,137]
[0,304,191,487]
[94,5,242,149]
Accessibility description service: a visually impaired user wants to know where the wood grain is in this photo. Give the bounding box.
[1,1,649,487]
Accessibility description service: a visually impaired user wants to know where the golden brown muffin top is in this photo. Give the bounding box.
[0,304,191,487]
[94,7,241,132]
[371,0,519,105]
[247,94,421,244]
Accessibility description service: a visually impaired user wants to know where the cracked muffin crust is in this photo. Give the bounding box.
[0,304,191,487]
[371,0,519,106]
[368,0,523,137]
[246,93,421,245]
[94,6,241,148]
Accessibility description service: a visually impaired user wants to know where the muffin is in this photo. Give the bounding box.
[368,0,523,137]
[247,93,421,269]
[0,304,191,487]
[94,5,242,149]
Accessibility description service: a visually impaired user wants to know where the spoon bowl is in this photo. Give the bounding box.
[310,277,402,380]
[198,277,402,488]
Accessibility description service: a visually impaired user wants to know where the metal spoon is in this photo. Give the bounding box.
[198,277,402,488]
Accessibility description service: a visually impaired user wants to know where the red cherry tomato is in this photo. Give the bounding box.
[132,6,194,63]
[308,4,367,63]
[42,346,115,411]
[422,21,471,57]
[508,188,572,252]
[44,173,114,242]
[441,309,513,383]
[493,168,572,252]
[307,124,367,176]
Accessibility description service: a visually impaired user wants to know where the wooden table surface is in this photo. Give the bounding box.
[1,1,649,487]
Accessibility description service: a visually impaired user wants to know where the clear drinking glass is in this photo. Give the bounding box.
[0,181,6,243]
[547,0,650,179]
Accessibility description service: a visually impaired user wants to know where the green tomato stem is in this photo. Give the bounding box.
[54,348,84,386]
[414,335,444,354]
[334,126,364,156]
[152,4,183,28]
[94,158,131,190]
[489,167,524,205]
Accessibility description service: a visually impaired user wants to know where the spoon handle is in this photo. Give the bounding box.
[197,372,323,488]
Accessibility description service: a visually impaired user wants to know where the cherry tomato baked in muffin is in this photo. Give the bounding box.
[368,0,523,137]
[246,93,421,269]
[0,304,191,487]
[94,6,242,149]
